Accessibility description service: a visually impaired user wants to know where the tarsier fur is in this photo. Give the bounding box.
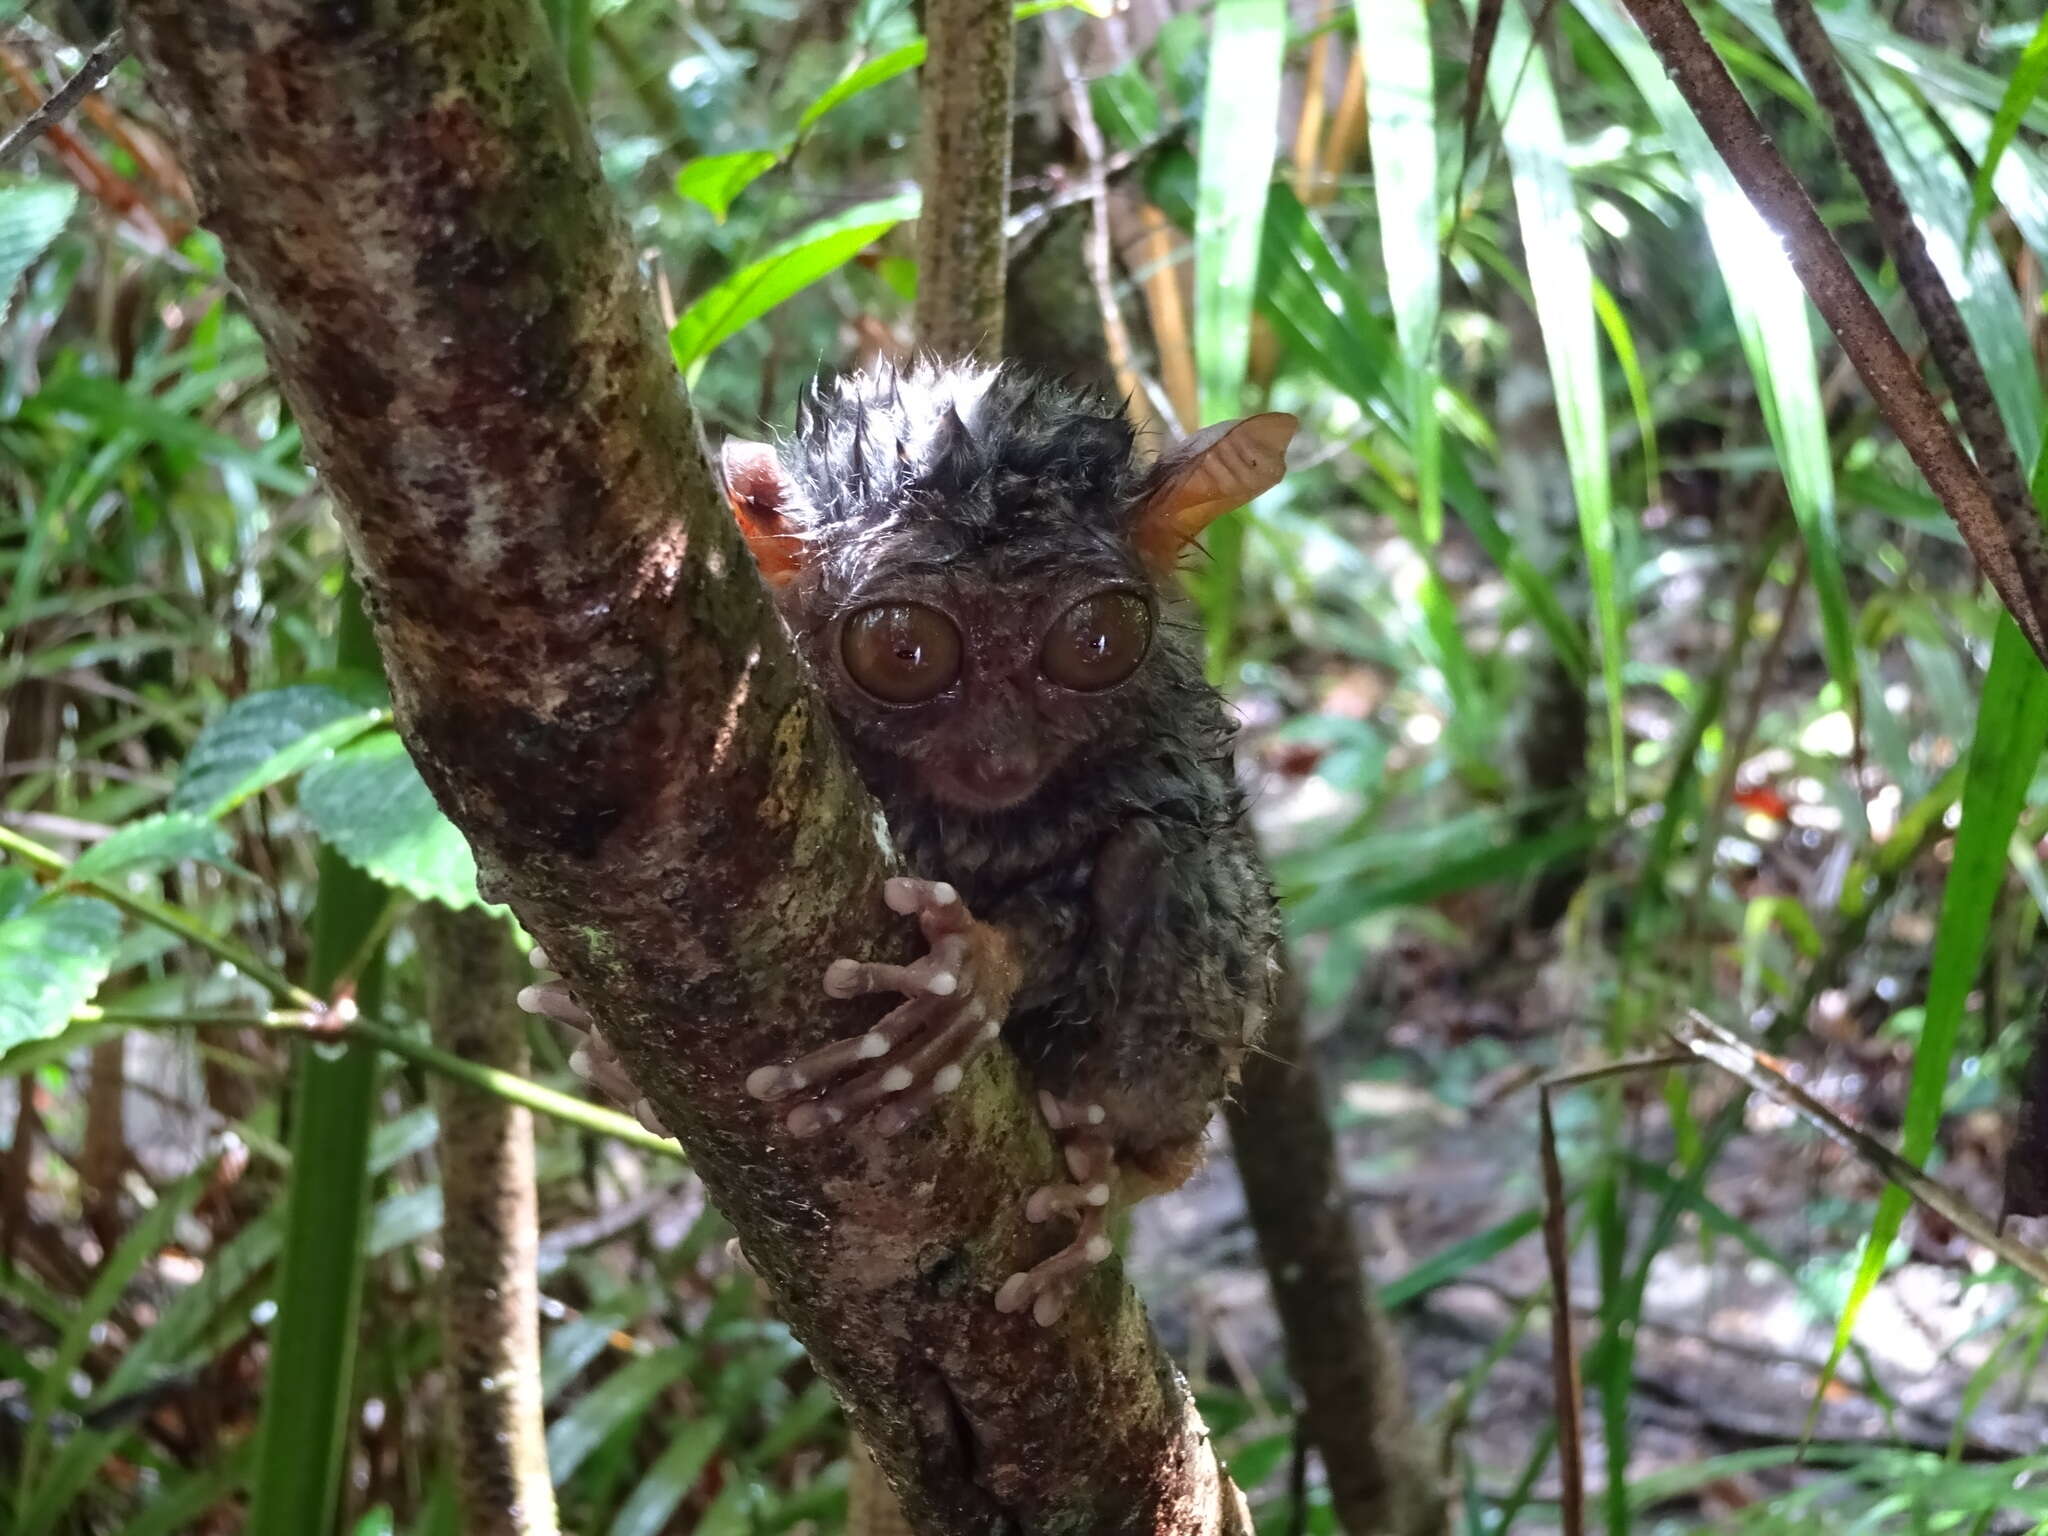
[528,359,1295,1325]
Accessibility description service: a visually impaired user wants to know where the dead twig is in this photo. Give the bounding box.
[1669,1013,2048,1286]
[1536,1088,1587,1536]
[0,28,128,169]
[1045,21,1172,434]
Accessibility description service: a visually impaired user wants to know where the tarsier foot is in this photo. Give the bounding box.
[517,948,670,1138]
[745,877,1015,1139]
[994,1092,1117,1326]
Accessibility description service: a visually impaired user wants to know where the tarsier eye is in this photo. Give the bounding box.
[841,602,963,704]
[1040,591,1152,692]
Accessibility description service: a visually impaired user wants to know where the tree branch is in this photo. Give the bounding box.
[1768,0,2043,593]
[1616,0,2048,666]
[120,3,1242,1530]
[915,0,1014,358]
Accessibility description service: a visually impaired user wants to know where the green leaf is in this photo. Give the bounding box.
[1362,0,1445,543]
[1575,0,1856,716]
[24,373,312,496]
[173,683,389,820]
[609,1417,727,1536]
[547,1346,696,1483]
[792,2,1087,134]
[1379,1208,1544,1307]
[1193,0,1292,668]
[1821,617,2048,1396]
[67,813,235,886]
[0,178,77,323]
[0,895,122,1054]
[1194,0,1285,424]
[796,43,925,132]
[1485,0,1624,808]
[1966,8,2048,241]
[1857,73,2043,468]
[19,1171,206,1498]
[669,193,919,377]
[297,729,482,909]
[675,150,780,221]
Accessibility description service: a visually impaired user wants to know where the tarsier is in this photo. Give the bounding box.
[522,360,1295,1325]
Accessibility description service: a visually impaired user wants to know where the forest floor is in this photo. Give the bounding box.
[1131,917,2048,1523]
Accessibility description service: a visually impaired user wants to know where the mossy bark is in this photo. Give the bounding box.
[121,2,1244,1530]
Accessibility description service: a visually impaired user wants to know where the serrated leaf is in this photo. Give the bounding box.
[173,684,388,819]
[297,730,481,908]
[0,178,78,323]
[0,896,122,1052]
[68,813,235,886]
[0,867,34,923]
[675,150,780,221]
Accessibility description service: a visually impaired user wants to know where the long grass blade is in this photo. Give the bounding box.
[1817,616,2048,1408]
[1575,0,1858,727]
[1362,0,1444,544]
[1964,9,2048,243]
[1191,0,1286,667]
[247,582,390,1536]
[1483,0,1626,808]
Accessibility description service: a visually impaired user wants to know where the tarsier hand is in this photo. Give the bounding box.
[516,949,671,1139]
[745,876,1018,1138]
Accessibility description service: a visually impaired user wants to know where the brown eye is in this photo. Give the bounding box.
[1040,591,1152,692]
[841,603,962,704]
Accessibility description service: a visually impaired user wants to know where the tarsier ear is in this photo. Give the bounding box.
[720,441,805,587]
[1131,413,1299,571]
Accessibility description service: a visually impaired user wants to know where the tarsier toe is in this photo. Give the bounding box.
[743,876,1015,1140]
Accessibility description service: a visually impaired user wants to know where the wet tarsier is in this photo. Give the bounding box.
[522,360,1296,1325]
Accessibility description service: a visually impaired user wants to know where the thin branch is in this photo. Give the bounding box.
[1771,0,2042,586]
[1046,21,1175,434]
[1616,0,2048,666]
[0,28,128,169]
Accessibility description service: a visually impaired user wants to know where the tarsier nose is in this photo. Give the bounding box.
[965,740,1041,792]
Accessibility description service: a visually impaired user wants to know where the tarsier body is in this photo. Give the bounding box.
[526,361,1293,1323]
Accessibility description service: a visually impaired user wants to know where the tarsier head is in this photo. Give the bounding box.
[721,361,1296,815]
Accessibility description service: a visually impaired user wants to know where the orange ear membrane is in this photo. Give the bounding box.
[1132,413,1299,570]
[721,440,805,586]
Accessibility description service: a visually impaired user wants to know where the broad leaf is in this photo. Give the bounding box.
[675,150,779,221]
[68,813,236,886]
[297,730,481,909]
[669,193,919,377]
[0,178,77,323]
[173,682,388,819]
[0,895,122,1053]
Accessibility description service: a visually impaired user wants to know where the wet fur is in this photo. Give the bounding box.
[761,359,1280,1175]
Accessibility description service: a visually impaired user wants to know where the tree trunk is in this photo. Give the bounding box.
[1225,973,1447,1536]
[121,4,1246,1530]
